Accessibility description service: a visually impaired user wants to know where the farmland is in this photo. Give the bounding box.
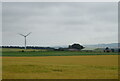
[1,48,118,57]
[1,48,119,79]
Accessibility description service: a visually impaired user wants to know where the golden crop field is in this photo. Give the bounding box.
[2,55,118,79]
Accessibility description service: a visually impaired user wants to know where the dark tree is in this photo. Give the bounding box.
[104,47,110,52]
[69,43,84,50]
[105,47,109,50]
[111,49,114,52]
[119,49,120,52]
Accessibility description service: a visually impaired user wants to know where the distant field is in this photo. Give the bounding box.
[2,55,118,79]
[2,51,118,57]
[1,48,47,52]
[1,48,118,57]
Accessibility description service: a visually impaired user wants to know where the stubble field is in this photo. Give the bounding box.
[2,54,118,79]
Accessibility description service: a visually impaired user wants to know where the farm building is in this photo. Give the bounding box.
[102,47,120,52]
[68,48,80,51]
[81,47,97,52]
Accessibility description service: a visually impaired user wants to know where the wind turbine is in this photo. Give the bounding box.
[18,32,31,50]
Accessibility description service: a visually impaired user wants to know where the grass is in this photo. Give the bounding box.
[2,55,118,79]
[1,48,118,57]
[2,51,118,57]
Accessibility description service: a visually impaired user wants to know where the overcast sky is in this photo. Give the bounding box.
[2,2,118,46]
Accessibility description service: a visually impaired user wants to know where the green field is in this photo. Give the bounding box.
[1,48,118,57]
[1,48,119,79]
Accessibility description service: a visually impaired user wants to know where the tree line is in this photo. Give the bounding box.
[1,43,85,51]
[1,46,54,50]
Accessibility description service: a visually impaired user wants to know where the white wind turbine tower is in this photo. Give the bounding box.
[18,32,31,50]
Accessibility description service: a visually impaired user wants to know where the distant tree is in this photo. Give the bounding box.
[119,49,120,52]
[69,43,84,50]
[104,47,110,52]
[111,49,114,52]
[105,47,109,50]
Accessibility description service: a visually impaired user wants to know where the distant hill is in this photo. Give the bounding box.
[84,43,119,48]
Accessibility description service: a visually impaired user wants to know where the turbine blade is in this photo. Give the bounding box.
[26,32,31,36]
[18,33,25,37]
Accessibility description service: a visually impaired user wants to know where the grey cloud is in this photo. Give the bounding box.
[2,2,118,46]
